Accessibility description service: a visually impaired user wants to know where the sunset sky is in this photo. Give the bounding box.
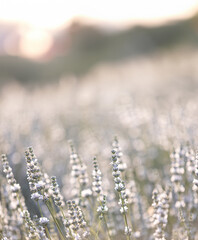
[1,0,198,29]
[1,0,198,58]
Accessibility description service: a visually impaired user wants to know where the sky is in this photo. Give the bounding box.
[1,0,198,29]
[0,0,198,58]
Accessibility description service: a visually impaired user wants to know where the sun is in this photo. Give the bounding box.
[19,29,53,59]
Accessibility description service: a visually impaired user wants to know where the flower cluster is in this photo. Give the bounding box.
[33,215,49,240]
[69,142,92,208]
[92,156,102,195]
[69,142,83,199]
[186,147,195,179]
[51,176,64,207]
[170,147,185,208]
[97,195,108,219]
[25,147,46,202]
[152,188,169,240]
[0,181,23,240]
[67,200,88,238]
[22,210,40,240]
[111,149,128,212]
[111,148,132,237]
[192,150,198,204]
[112,137,127,172]
[2,154,26,215]
[2,154,21,196]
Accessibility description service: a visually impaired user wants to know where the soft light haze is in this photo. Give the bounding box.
[1,0,198,29]
[1,0,198,58]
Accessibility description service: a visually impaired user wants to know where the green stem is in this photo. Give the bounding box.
[95,219,101,240]
[103,215,112,240]
[46,202,66,240]
[37,201,43,217]
[123,213,131,240]
[45,226,52,240]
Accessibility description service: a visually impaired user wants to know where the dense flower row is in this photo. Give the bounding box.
[1,140,198,240]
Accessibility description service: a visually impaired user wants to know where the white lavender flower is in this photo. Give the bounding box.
[39,217,49,226]
[92,156,102,195]
[22,210,40,239]
[25,147,48,203]
[67,200,88,238]
[112,136,127,172]
[192,150,198,204]
[170,147,186,208]
[152,188,169,240]
[81,188,92,198]
[111,149,128,214]
[51,176,64,207]
[2,154,21,195]
[97,195,108,219]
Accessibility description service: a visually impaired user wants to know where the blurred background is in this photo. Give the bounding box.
[0,0,198,84]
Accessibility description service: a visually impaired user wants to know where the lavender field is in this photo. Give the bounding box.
[1,49,198,240]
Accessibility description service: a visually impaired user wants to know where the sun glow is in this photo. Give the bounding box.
[19,30,53,59]
[0,0,198,58]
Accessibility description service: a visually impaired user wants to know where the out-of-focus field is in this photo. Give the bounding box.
[1,47,198,180]
[1,47,198,239]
